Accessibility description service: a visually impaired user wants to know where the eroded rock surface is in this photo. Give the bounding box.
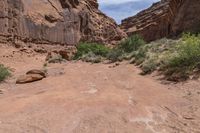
[16,74,44,84]
[16,69,46,84]
[121,0,200,42]
[0,0,125,45]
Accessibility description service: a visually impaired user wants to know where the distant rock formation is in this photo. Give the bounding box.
[121,0,200,42]
[0,0,126,45]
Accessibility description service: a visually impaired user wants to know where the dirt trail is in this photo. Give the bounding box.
[0,44,200,133]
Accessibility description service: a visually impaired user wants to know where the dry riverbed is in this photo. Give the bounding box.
[0,44,199,133]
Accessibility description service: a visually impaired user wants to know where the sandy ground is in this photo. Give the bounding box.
[0,44,200,133]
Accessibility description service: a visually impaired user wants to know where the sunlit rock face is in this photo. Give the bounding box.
[121,0,200,42]
[0,0,126,45]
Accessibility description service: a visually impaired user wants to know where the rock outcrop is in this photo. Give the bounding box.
[0,0,125,45]
[46,46,77,63]
[121,0,200,42]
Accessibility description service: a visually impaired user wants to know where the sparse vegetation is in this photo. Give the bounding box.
[80,52,103,63]
[73,33,200,81]
[74,35,145,63]
[0,64,10,82]
[167,33,200,67]
[48,55,66,63]
[118,35,145,53]
[132,38,178,75]
[140,56,158,75]
[106,35,146,62]
[127,33,200,81]
[106,48,124,62]
[74,42,110,61]
[161,33,200,81]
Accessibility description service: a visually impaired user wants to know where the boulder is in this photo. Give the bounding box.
[16,69,46,84]
[16,74,44,84]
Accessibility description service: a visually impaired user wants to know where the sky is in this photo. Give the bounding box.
[98,0,160,24]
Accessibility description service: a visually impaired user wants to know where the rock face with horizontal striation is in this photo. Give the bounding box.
[121,0,200,42]
[0,0,126,45]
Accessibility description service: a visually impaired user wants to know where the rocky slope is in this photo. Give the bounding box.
[121,0,200,42]
[0,0,125,45]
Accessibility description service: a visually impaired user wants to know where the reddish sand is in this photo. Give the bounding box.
[0,44,199,133]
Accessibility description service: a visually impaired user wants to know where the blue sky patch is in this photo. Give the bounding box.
[99,0,159,24]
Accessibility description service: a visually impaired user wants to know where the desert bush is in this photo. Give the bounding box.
[118,35,145,53]
[48,55,65,63]
[133,45,149,65]
[74,42,110,60]
[106,35,146,62]
[106,49,124,62]
[0,64,10,82]
[167,33,200,68]
[161,33,200,80]
[81,52,103,63]
[141,56,158,75]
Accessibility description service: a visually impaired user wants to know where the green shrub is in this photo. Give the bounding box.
[156,33,200,81]
[106,49,124,62]
[141,57,158,75]
[118,35,145,53]
[81,52,103,63]
[133,45,149,65]
[105,35,145,63]
[74,42,110,60]
[167,33,200,71]
[48,55,65,63]
[0,64,10,82]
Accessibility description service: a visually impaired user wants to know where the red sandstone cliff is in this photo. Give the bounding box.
[0,0,126,45]
[121,0,200,42]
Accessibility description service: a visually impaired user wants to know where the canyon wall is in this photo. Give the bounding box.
[0,0,125,45]
[121,0,200,42]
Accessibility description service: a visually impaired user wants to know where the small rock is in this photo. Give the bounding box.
[59,50,71,60]
[14,43,21,48]
[115,62,120,66]
[34,48,47,54]
[59,46,77,61]
[45,14,59,23]
[46,46,77,62]
[109,62,120,68]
